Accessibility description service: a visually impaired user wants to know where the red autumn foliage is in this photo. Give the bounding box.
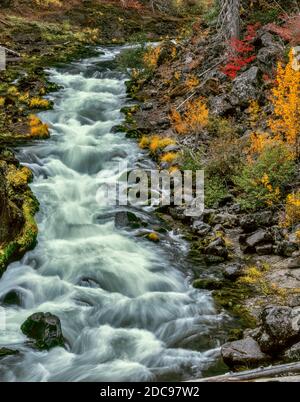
[221,24,260,79]
[266,15,300,45]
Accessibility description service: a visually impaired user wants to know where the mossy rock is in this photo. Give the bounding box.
[21,312,65,351]
[193,278,223,290]
[0,348,19,358]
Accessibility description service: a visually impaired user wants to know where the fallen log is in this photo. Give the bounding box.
[0,17,10,27]
[0,45,21,57]
[187,362,300,382]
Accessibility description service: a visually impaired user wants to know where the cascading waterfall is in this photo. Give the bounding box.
[0,47,230,382]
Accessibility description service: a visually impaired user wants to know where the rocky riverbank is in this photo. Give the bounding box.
[121,12,300,371]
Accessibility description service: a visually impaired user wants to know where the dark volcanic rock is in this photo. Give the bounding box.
[192,221,211,236]
[223,264,244,280]
[0,169,24,245]
[283,342,300,362]
[193,277,223,290]
[205,237,228,259]
[254,306,300,355]
[221,337,270,368]
[255,244,273,255]
[114,211,147,229]
[274,240,299,257]
[21,312,65,350]
[1,289,22,306]
[0,347,19,359]
[239,211,273,233]
[245,229,272,249]
[212,213,238,228]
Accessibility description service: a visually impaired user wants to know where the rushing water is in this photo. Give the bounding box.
[0,47,231,382]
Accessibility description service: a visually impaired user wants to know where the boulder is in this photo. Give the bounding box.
[221,337,270,368]
[229,67,259,106]
[257,47,281,66]
[257,33,283,66]
[205,237,228,259]
[274,240,299,257]
[162,144,181,153]
[21,312,65,350]
[254,306,300,355]
[1,289,22,306]
[209,95,233,116]
[255,244,273,255]
[141,102,154,111]
[193,277,223,290]
[287,257,300,269]
[0,347,19,359]
[114,211,147,229]
[245,229,272,249]
[223,264,244,280]
[283,342,300,362]
[212,213,238,228]
[240,211,273,233]
[192,221,211,236]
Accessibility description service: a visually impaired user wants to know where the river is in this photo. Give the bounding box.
[0,46,231,382]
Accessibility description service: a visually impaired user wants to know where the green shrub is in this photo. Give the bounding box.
[234,143,295,211]
[116,46,146,71]
[205,175,230,208]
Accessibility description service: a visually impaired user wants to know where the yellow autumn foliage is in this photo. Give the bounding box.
[248,131,283,156]
[282,191,300,227]
[160,152,178,163]
[170,99,209,135]
[29,114,49,138]
[185,74,199,90]
[29,98,51,109]
[6,166,32,188]
[143,46,161,70]
[269,50,300,154]
[139,136,151,149]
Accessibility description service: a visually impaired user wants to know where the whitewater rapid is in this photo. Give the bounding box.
[0,47,228,382]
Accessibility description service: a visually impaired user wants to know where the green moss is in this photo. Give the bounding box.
[193,278,223,290]
[213,282,257,329]
[0,179,39,276]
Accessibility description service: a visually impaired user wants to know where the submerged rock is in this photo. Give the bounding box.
[21,312,65,350]
[114,211,147,229]
[221,337,270,368]
[0,347,19,359]
[1,289,22,306]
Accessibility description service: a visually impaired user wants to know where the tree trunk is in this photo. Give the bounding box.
[218,0,241,40]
